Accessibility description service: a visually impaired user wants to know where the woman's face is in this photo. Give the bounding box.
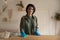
[27,6,34,16]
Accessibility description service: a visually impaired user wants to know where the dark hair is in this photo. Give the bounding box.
[26,4,36,14]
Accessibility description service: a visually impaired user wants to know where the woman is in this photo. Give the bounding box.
[20,4,40,37]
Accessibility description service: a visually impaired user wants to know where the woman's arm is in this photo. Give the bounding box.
[34,16,40,36]
[20,17,28,37]
[20,17,24,33]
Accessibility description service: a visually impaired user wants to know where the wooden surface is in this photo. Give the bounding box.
[4,35,60,40]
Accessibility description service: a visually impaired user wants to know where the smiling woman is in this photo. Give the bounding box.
[20,4,40,38]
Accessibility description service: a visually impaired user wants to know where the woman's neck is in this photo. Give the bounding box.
[28,13,32,17]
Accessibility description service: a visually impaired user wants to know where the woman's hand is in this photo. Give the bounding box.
[34,30,40,36]
[21,31,28,38]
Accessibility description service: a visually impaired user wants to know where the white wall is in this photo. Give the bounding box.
[0,0,60,35]
[55,0,60,35]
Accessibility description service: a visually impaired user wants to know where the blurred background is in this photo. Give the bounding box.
[0,0,60,35]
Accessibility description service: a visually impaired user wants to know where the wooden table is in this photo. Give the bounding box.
[4,35,60,40]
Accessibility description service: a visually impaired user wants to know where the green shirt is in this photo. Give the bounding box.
[20,15,38,35]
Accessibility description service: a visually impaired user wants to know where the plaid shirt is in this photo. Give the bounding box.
[20,15,38,35]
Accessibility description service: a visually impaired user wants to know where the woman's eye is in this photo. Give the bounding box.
[28,9,33,10]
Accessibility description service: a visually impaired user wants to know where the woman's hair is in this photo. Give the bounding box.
[26,4,36,14]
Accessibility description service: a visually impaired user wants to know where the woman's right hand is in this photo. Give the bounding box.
[21,31,28,38]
